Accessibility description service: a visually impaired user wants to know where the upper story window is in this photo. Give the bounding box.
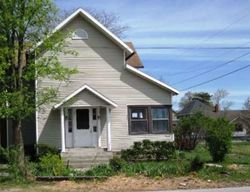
[72,28,88,40]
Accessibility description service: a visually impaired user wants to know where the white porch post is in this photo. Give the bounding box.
[60,107,66,152]
[97,107,101,147]
[106,107,112,151]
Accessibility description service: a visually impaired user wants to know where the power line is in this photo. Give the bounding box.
[154,40,250,77]
[172,50,250,85]
[178,6,250,49]
[147,6,250,63]
[180,64,250,91]
[135,46,250,50]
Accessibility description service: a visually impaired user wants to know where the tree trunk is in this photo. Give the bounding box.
[13,119,27,177]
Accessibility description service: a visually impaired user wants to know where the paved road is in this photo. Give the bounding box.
[149,186,250,192]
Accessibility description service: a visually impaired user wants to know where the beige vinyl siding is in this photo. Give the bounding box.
[37,15,173,150]
[64,89,110,107]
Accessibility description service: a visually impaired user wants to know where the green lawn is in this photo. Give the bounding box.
[193,141,250,181]
[1,141,250,188]
[84,141,250,182]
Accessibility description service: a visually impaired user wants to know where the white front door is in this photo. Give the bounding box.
[73,108,92,147]
[65,108,99,148]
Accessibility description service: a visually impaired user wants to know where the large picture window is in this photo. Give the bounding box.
[128,106,170,135]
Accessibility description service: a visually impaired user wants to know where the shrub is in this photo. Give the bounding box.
[174,112,209,151]
[121,140,175,161]
[36,144,60,159]
[190,155,204,172]
[37,153,69,176]
[0,146,28,182]
[109,156,126,172]
[205,118,234,162]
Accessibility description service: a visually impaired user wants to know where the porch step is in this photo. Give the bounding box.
[0,164,9,177]
[61,148,114,169]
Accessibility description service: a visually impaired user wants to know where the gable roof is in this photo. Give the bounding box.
[178,101,250,124]
[178,99,215,117]
[54,84,118,109]
[125,64,179,95]
[50,8,133,57]
[217,110,249,121]
[125,42,144,68]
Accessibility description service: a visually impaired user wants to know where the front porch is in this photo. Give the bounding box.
[53,84,118,153]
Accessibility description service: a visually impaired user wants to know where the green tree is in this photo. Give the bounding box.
[0,0,76,176]
[174,112,209,150]
[205,118,234,162]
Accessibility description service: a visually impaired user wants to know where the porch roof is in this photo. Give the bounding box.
[53,84,118,109]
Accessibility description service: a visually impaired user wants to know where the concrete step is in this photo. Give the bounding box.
[62,153,113,158]
[61,148,113,169]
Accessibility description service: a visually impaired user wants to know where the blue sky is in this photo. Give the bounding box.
[55,0,250,110]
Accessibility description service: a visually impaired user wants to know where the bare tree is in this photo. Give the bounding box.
[243,97,250,110]
[59,8,129,38]
[221,100,233,111]
[212,89,234,111]
[212,89,229,105]
[241,97,250,134]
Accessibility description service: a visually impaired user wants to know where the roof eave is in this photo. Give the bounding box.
[53,84,118,109]
[52,8,133,55]
[125,64,179,95]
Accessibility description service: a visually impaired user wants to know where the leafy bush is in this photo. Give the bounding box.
[205,118,234,162]
[121,140,175,161]
[36,153,69,176]
[174,112,209,151]
[36,144,60,159]
[0,146,29,182]
[190,155,204,171]
[109,156,126,172]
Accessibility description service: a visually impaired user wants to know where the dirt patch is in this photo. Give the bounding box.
[29,175,250,192]
[1,175,250,192]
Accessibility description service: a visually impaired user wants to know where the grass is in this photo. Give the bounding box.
[195,141,250,182]
[0,141,250,188]
[79,141,250,182]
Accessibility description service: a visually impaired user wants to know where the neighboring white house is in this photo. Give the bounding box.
[0,8,179,154]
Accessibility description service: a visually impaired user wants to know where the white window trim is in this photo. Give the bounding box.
[72,28,88,40]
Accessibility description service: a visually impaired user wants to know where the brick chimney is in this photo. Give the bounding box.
[214,104,219,112]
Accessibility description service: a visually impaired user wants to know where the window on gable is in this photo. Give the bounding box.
[72,28,88,40]
[128,106,171,135]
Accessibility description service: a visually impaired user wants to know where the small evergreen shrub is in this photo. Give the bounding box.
[121,140,175,161]
[205,118,234,162]
[109,156,126,172]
